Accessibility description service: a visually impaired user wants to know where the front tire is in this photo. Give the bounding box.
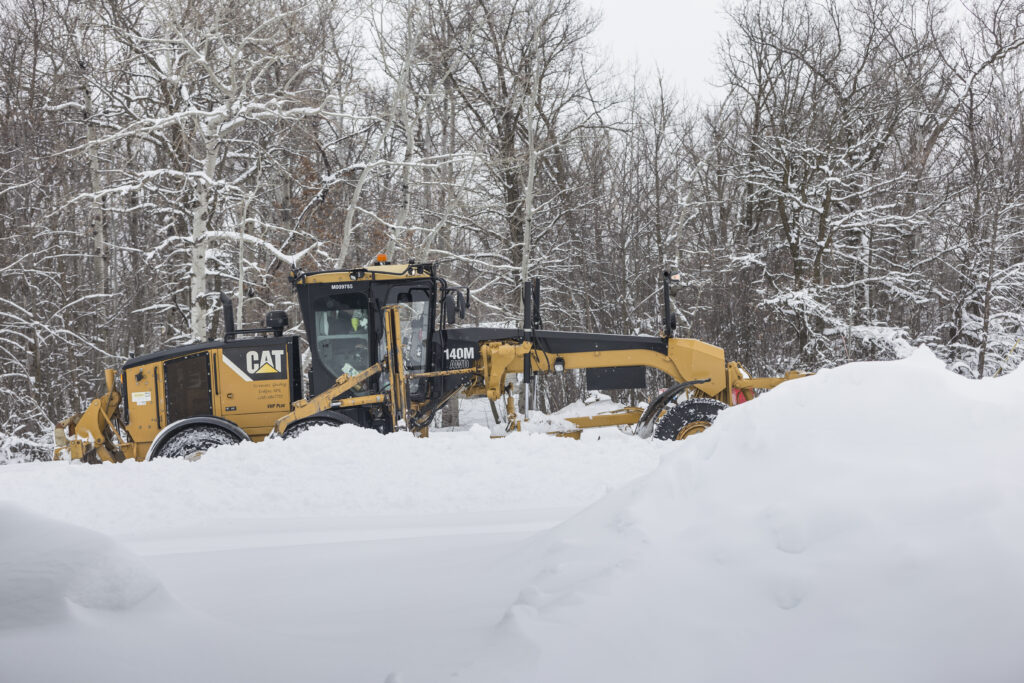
[653,398,727,441]
[282,411,357,439]
[151,425,241,460]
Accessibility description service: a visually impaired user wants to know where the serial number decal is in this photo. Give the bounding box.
[331,284,354,290]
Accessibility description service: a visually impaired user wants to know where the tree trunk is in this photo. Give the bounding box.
[519,44,540,317]
[82,81,107,295]
[977,216,1000,378]
[190,121,218,340]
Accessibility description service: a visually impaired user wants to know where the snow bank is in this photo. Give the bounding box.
[0,424,661,538]
[0,421,663,683]
[0,503,161,629]
[467,349,1024,682]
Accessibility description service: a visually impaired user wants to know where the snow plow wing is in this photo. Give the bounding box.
[54,369,126,463]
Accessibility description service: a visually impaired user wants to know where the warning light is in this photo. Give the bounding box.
[376,253,388,264]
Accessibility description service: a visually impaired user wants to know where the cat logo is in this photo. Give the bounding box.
[222,346,288,382]
[247,349,285,374]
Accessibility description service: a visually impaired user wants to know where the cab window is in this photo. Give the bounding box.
[311,292,370,379]
[397,290,431,375]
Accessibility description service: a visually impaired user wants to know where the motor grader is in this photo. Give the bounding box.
[55,258,805,462]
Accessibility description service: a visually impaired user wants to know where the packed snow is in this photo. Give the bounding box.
[3,349,1024,682]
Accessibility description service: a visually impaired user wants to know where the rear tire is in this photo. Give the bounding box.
[653,398,727,441]
[151,425,241,460]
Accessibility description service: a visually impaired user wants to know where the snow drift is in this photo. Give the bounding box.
[467,349,1024,683]
[0,503,341,683]
[0,503,161,629]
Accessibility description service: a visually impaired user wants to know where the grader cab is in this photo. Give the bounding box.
[55,260,806,462]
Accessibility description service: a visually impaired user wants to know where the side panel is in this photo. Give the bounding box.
[438,336,479,370]
[214,341,296,440]
[122,361,162,445]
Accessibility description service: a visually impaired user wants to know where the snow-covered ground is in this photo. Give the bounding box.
[3,349,1024,682]
[0,422,662,682]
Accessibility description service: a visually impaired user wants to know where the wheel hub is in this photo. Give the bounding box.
[675,420,711,440]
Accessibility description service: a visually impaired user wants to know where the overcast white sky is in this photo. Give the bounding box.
[585,0,730,101]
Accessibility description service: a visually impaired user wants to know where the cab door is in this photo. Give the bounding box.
[299,286,373,397]
[380,284,435,400]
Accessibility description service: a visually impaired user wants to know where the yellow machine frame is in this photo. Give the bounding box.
[55,260,808,462]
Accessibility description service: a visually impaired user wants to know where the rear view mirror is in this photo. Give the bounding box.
[443,293,457,324]
[457,291,467,318]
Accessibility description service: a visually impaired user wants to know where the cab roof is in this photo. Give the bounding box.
[290,262,436,285]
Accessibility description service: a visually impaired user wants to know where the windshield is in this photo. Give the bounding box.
[311,292,370,379]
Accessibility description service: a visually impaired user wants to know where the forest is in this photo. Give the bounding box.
[2,0,1023,459]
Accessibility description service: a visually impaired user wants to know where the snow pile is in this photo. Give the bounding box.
[468,348,1024,682]
[0,503,161,629]
[549,391,629,419]
[1,424,661,538]
[516,392,632,435]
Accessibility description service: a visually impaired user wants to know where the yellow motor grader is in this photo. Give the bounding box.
[55,260,805,462]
